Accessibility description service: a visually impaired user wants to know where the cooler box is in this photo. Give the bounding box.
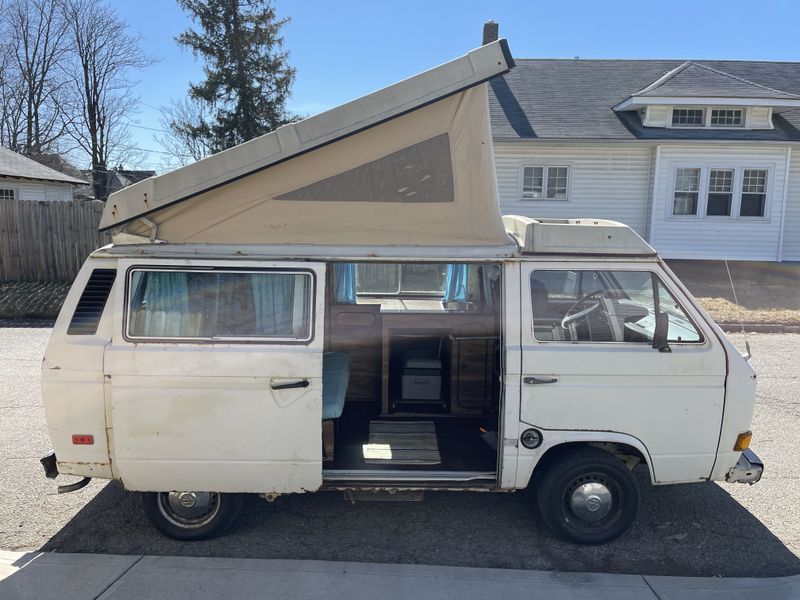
[401,357,442,401]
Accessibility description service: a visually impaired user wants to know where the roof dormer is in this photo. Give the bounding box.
[614,62,800,130]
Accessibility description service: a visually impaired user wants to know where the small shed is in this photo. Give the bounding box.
[0,148,87,202]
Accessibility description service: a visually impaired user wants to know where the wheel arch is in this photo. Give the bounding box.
[517,430,656,488]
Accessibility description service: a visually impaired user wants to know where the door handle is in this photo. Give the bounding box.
[270,379,310,390]
[523,376,559,385]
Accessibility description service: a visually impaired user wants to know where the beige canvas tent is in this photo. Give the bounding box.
[101,40,515,249]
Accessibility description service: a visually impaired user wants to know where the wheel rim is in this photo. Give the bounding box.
[561,472,623,533]
[157,491,221,529]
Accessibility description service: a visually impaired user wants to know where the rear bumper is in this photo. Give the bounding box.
[726,448,764,484]
[40,451,58,479]
[40,450,92,493]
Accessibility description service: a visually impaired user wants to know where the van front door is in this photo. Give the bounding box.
[520,261,726,484]
[105,259,325,493]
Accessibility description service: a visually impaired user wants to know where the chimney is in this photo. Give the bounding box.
[482,20,499,45]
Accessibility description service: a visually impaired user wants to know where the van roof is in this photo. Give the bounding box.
[93,216,657,260]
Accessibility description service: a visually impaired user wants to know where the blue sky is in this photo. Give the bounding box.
[110,0,800,171]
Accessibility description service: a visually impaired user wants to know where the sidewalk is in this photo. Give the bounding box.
[1,551,798,600]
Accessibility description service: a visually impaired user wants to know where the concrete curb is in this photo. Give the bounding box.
[1,551,798,600]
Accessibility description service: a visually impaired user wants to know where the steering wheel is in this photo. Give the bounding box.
[561,289,606,329]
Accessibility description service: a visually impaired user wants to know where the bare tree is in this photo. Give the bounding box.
[7,0,70,156]
[155,98,212,168]
[61,0,153,200]
[0,30,26,151]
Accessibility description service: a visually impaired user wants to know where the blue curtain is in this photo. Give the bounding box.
[253,273,297,335]
[334,263,357,304]
[443,264,468,303]
[139,271,191,337]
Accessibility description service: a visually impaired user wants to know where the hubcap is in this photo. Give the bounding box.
[569,482,613,523]
[159,491,220,528]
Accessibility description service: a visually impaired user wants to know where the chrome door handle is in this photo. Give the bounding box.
[270,379,310,390]
[523,376,559,385]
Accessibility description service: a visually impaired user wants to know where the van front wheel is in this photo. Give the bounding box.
[535,448,639,544]
[142,491,242,540]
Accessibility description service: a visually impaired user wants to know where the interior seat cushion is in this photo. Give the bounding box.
[322,352,351,420]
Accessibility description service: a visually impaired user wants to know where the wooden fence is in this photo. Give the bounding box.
[0,198,111,282]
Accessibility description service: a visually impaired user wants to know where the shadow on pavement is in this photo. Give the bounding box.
[39,468,800,577]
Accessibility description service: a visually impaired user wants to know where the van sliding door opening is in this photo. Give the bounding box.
[321,261,504,486]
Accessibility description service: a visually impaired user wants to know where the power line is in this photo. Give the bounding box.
[123,120,172,134]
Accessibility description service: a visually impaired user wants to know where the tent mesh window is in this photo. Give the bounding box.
[275,134,454,203]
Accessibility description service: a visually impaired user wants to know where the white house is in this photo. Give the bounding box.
[487,26,800,261]
[0,147,86,202]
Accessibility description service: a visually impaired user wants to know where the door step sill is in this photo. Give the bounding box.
[322,469,496,487]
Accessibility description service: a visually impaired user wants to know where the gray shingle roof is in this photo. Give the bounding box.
[489,59,800,141]
[0,147,87,184]
[634,61,799,99]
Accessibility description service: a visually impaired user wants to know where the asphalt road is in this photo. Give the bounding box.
[1,326,798,577]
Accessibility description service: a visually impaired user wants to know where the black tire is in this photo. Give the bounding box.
[535,448,639,544]
[142,491,242,540]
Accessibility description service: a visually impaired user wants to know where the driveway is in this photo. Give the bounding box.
[1,326,798,577]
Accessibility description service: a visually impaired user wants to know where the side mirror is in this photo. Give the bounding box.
[652,312,672,353]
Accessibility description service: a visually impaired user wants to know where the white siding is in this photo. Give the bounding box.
[494,142,653,235]
[643,106,669,128]
[749,106,772,129]
[0,178,73,201]
[650,144,788,260]
[781,147,800,261]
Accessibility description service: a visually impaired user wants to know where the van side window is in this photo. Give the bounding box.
[530,270,702,344]
[67,269,116,335]
[126,269,313,342]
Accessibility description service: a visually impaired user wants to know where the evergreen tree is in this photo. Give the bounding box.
[173,0,296,154]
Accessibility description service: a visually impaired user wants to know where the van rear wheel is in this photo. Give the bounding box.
[535,448,639,544]
[142,491,242,540]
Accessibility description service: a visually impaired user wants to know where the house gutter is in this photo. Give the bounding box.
[492,137,800,147]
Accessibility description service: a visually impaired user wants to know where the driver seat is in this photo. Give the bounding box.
[530,278,565,341]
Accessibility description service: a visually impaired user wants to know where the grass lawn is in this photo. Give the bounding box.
[667,260,800,326]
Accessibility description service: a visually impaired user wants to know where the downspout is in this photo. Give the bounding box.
[776,146,792,262]
[648,145,662,247]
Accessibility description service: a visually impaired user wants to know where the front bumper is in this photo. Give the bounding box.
[726,448,764,484]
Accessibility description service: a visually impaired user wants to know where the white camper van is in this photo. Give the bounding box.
[40,40,762,544]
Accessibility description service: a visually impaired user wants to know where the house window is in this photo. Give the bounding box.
[710,108,744,127]
[0,188,15,200]
[671,108,705,127]
[706,169,733,216]
[670,165,771,220]
[521,165,569,200]
[740,169,767,217]
[673,168,700,215]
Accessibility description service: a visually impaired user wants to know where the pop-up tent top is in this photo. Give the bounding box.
[101,40,516,249]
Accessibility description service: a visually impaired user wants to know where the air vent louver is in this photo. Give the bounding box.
[67,269,116,335]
